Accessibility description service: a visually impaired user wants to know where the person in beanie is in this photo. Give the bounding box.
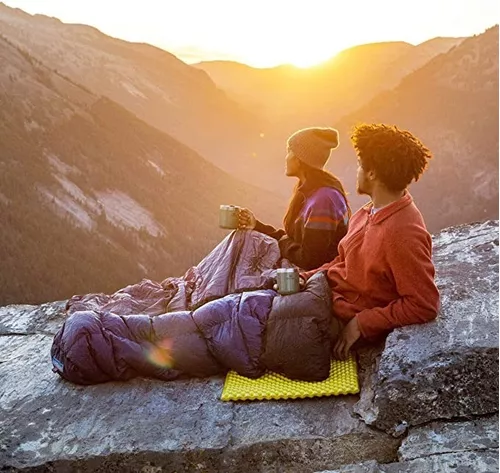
[239,127,351,270]
[301,124,440,359]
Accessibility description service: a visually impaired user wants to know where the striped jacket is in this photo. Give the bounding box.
[255,187,349,270]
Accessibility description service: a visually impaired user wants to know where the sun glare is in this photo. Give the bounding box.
[268,44,340,69]
[285,53,333,69]
[235,45,341,69]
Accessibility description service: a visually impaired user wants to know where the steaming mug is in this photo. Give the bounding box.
[219,205,240,229]
[276,268,300,295]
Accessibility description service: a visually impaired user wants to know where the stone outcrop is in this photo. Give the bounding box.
[354,220,499,435]
[0,220,498,472]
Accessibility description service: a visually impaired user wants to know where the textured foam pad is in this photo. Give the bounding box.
[221,356,359,401]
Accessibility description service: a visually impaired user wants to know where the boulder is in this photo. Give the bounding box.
[354,220,499,434]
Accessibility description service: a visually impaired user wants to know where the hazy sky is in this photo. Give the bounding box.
[3,0,498,67]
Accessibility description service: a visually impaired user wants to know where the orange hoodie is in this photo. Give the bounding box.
[302,192,440,340]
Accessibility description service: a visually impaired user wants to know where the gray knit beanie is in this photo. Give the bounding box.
[287,127,339,169]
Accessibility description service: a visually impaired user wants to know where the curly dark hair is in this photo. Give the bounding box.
[351,124,433,192]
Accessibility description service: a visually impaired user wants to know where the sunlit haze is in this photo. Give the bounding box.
[2,0,499,67]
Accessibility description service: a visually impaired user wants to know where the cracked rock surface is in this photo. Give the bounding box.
[316,415,499,472]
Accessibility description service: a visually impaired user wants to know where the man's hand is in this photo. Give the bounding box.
[333,316,361,360]
[238,208,257,230]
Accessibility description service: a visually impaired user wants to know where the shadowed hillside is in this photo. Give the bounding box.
[0,34,282,306]
[0,2,267,177]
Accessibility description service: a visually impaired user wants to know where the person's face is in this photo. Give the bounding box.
[285,149,301,177]
[356,157,373,196]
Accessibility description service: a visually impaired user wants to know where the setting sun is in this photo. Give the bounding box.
[291,55,333,69]
[253,43,339,69]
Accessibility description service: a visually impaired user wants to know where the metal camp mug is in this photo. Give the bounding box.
[219,205,240,229]
[276,268,300,295]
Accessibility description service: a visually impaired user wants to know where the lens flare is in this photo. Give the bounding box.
[146,338,174,368]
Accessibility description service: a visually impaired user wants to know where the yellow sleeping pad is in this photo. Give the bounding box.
[221,356,359,401]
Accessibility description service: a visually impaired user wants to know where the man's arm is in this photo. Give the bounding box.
[356,225,440,340]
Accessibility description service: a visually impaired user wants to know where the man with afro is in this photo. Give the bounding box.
[301,123,440,359]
